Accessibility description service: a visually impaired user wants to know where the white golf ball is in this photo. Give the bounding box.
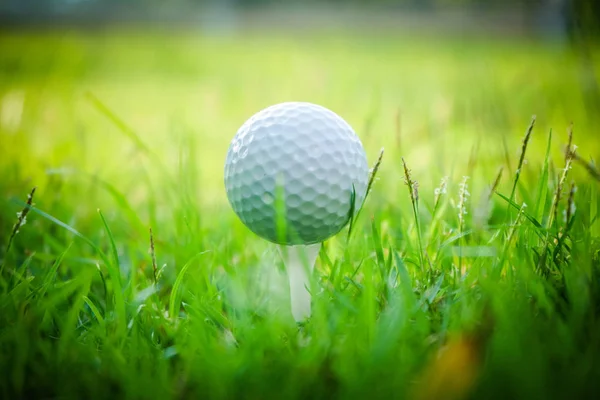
[224,102,369,245]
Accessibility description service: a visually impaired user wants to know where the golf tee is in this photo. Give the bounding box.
[278,243,321,322]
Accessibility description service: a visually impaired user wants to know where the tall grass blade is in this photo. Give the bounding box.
[168,251,209,322]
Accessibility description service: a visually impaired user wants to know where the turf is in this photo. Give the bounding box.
[1,29,600,400]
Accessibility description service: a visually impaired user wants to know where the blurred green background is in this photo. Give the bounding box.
[1,1,600,399]
[1,0,599,208]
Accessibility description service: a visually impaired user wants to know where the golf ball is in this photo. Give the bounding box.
[224,102,369,245]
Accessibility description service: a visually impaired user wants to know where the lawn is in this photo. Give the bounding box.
[1,29,599,399]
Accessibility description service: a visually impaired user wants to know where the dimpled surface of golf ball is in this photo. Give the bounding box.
[224,102,369,245]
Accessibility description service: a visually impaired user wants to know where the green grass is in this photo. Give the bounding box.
[1,29,600,399]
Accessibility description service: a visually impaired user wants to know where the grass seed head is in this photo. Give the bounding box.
[434,176,449,208]
[366,147,385,198]
[402,157,419,207]
[1,187,37,277]
[551,143,575,228]
[457,176,470,231]
[565,182,577,225]
[149,227,158,284]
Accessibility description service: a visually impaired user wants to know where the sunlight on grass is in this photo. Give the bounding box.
[1,29,599,399]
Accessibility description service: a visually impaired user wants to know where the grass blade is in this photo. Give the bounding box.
[534,130,552,222]
[507,116,535,220]
[169,251,209,322]
[97,209,127,339]
[496,192,543,229]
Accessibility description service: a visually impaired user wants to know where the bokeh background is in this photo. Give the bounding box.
[1,2,600,399]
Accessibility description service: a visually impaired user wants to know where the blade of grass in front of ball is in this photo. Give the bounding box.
[277,243,321,322]
[274,173,288,244]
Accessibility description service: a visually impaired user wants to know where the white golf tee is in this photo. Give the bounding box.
[277,243,321,322]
